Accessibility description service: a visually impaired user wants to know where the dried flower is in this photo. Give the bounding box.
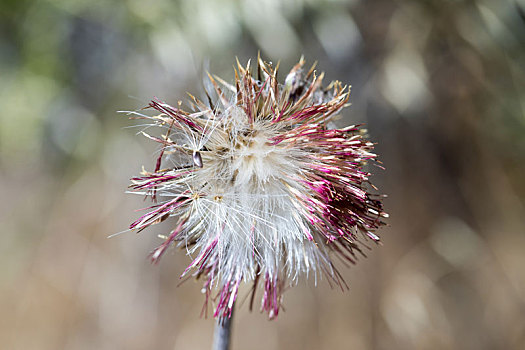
[127,56,387,319]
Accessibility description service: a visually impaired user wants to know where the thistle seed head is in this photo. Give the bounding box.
[127,56,387,319]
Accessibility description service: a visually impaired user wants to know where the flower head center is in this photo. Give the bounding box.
[231,130,282,186]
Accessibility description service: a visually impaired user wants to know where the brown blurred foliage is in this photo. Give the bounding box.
[1,0,525,349]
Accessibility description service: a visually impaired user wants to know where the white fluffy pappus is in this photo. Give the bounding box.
[126,57,388,319]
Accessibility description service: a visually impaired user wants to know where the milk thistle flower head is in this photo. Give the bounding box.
[127,56,387,319]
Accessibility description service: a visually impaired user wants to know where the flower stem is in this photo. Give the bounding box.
[212,309,234,350]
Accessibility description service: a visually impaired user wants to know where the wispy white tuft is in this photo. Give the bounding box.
[126,56,387,319]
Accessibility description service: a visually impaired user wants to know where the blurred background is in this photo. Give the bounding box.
[1,0,525,349]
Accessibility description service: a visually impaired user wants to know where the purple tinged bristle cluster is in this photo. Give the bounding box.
[127,57,387,319]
